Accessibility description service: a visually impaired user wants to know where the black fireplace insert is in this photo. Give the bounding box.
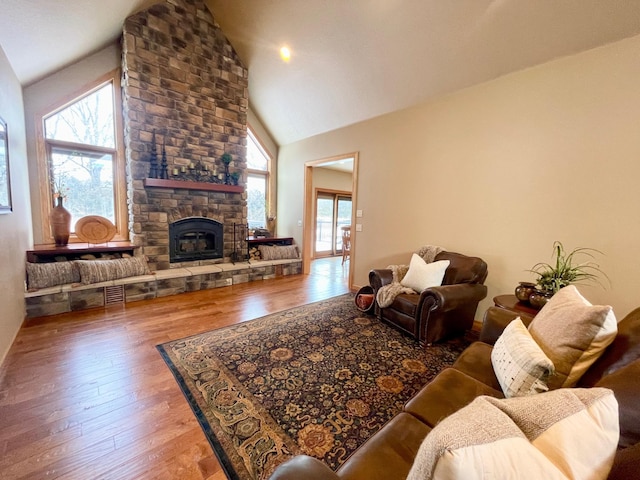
[169,217,223,263]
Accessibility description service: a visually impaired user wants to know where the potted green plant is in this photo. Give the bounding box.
[528,241,608,307]
[230,171,240,185]
[220,153,233,165]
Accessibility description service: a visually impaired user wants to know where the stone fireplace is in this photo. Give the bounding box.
[121,0,248,270]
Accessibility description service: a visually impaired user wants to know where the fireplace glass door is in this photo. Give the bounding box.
[169,217,223,263]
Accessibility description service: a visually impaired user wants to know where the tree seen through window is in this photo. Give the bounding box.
[44,83,117,230]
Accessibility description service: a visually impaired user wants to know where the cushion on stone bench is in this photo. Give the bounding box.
[74,257,151,284]
[258,244,299,260]
[26,261,81,289]
[26,256,151,289]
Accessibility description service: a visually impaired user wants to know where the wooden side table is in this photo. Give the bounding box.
[493,294,539,318]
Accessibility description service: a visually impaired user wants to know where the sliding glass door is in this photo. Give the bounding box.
[314,191,352,257]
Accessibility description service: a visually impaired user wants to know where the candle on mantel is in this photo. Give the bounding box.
[172,168,179,176]
[218,173,224,180]
[189,162,195,169]
[181,166,187,173]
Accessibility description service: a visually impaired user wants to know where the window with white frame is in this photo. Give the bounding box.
[246,127,272,230]
[40,73,126,242]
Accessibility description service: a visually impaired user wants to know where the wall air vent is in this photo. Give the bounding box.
[104,285,125,305]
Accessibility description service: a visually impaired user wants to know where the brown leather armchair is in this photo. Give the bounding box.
[369,251,488,345]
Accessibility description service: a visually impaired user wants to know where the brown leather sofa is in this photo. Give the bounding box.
[369,251,488,345]
[270,306,640,480]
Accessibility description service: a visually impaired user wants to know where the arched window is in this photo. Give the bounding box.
[38,70,127,243]
[246,127,273,230]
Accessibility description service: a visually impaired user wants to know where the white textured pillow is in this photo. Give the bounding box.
[400,254,449,293]
[491,318,555,398]
[528,285,617,389]
[407,388,619,480]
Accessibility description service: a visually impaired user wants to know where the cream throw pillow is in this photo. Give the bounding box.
[400,254,449,293]
[528,285,617,389]
[407,388,619,480]
[491,318,555,397]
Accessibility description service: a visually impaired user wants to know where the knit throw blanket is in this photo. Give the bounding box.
[376,245,444,308]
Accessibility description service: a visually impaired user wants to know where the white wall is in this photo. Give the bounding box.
[312,167,353,193]
[0,45,32,365]
[278,34,640,319]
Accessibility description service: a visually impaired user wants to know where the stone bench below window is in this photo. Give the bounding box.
[25,259,302,319]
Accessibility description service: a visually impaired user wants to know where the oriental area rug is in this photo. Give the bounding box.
[157,294,471,480]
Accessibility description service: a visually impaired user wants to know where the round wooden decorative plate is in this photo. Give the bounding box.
[75,215,117,244]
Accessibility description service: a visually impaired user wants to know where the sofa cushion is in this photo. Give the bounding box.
[392,294,420,317]
[407,388,619,480]
[451,342,501,390]
[528,285,617,389]
[404,368,503,428]
[337,412,431,480]
[435,251,487,285]
[608,442,640,480]
[74,256,151,285]
[579,306,640,387]
[491,318,555,397]
[400,255,449,293]
[596,358,640,448]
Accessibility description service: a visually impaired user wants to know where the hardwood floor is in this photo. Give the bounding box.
[0,257,349,479]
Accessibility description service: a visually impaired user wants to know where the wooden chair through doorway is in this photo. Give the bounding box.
[341,226,351,264]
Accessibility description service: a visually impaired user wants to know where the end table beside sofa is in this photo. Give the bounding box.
[271,304,640,479]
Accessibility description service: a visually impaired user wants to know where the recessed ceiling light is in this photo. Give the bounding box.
[280,46,291,63]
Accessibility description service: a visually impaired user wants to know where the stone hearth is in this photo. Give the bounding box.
[25,259,302,319]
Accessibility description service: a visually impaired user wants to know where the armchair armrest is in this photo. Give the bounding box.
[269,455,340,480]
[417,283,488,345]
[369,269,394,291]
[419,283,488,313]
[479,306,535,345]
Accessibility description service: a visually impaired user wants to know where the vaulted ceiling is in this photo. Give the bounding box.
[1,0,640,146]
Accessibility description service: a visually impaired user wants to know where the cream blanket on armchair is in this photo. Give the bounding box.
[376,245,444,308]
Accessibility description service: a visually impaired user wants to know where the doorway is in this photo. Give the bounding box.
[314,191,352,257]
[303,153,358,290]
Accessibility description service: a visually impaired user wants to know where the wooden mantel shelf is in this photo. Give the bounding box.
[143,178,244,193]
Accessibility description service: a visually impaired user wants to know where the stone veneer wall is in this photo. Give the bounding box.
[121,0,248,270]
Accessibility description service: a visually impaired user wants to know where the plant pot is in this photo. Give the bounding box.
[514,281,536,303]
[529,289,553,309]
[50,197,71,246]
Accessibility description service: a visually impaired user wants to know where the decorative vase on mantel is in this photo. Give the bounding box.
[50,197,71,246]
